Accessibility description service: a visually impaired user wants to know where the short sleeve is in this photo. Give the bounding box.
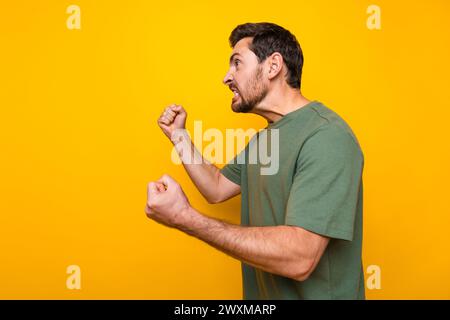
[220,157,242,185]
[285,125,364,241]
[220,130,261,186]
[220,141,249,186]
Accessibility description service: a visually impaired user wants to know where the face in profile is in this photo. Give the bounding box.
[223,38,269,113]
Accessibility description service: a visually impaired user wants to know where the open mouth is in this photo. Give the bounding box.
[230,86,240,102]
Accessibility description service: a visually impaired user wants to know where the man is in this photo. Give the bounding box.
[146,22,365,299]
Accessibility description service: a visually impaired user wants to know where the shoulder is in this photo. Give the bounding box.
[304,102,363,155]
[298,122,364,169]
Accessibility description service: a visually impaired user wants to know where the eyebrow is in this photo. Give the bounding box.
[229,53,242,65]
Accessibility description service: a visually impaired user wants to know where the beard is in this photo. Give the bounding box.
[232,66,269,113]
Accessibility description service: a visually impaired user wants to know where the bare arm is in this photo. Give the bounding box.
[147,176,329,281]
[158,194,329,281]
[157,104,240,203]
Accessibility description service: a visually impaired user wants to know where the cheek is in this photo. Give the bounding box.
[235,69,251,86]
[237,76,250,93]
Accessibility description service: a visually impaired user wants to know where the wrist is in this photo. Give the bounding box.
[176,205,202,235]
[170,128,189,145]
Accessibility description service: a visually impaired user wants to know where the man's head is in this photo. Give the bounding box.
[223,22,304,113]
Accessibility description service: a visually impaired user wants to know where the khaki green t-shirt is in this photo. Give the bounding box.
[220,101,365,300]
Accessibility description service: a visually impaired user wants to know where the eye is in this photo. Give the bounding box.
[235,59,241,66]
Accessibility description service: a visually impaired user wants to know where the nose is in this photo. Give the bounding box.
[223,69,233,86]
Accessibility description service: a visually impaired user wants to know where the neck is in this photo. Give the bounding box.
[251,86,311,123]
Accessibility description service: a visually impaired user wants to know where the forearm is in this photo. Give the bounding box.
[178,207,312,281]
[171,130,221,202]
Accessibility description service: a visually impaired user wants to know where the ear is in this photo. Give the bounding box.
[267,52,284,80]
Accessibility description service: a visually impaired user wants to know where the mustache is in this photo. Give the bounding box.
[228,83,240,92]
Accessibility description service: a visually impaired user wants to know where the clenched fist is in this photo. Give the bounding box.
[157,104,187,141]
[145,174,192,228]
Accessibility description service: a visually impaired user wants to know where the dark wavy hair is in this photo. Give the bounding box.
[229,22,304,89]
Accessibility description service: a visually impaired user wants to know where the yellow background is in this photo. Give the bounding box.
[1,0,449,299]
